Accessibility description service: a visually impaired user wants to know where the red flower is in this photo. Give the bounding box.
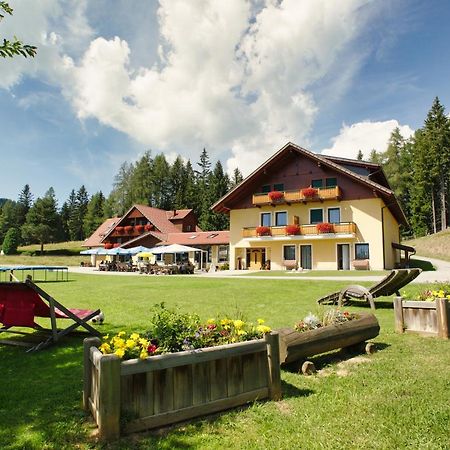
[113,243,120,248]
[256,226,271,236]
[207,324,217,330]
[104,243,113,249]
[285,224,300,235]
[144,224,153,232]
[124,225,134,233]
[268,190,284,201]
[115,226,124,234]
[316,222,334,233]
[136,224,144,233]
[147,344,158,354]
[302,187,317,198]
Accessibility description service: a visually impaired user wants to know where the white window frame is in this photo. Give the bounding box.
[260,211,272,227]
[282,244,297,261]
[309,208,324,224]
[327,206,341,224]
[274,210,288,227]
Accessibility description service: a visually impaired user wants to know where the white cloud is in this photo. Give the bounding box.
[321,120,415,159]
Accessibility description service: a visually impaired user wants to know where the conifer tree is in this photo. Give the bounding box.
[230,168,244,188]
[131,151,153,205]
[83,191,106,237]
[150,154,171,209]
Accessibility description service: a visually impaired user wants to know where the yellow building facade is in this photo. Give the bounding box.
[213,143,407,271]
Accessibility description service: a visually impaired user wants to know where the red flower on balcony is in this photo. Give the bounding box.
[316,222,334,233]
[115,226,124,234]
[144,224,154,232]
[268,190,284,202]
[104,243,113,249]
[302,187,318,198]
[113,243,120,248]
[285,224,300,235]
[256,226,271,236]
[136,224,144,233]
[124,225,134,234]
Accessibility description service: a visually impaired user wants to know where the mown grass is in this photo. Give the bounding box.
[241,270,388,277]
[1,274,449,449]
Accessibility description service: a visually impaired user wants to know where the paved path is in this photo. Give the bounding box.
[68,256,450,283]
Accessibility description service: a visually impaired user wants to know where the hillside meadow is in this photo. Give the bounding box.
[0,273,449,449]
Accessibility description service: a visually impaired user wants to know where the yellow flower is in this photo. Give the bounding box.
[139,338,149,347]
[139,350,148,359]
[99,343,111,354]
[233,320,245,329]
[207,318,216,324]
[112,337,125,348]
[114,348,125,358]
[130,333,140,340]
[126,339,136,349]
[257,318,265,325]
[257,325,271,334]
[236,329,247,336]
[221,318,231,326]
[118,331,126,337]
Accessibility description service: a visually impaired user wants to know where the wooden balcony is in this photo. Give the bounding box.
[242,222,356,238]
[252,186,341,206]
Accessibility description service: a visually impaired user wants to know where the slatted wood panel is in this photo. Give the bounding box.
[84,334,281,439]
[394,298,449,338]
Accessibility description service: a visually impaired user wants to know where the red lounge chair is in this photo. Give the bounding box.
[0,280,101,351]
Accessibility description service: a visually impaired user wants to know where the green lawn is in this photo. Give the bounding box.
[1,274,449,449]
[241,270,388,277]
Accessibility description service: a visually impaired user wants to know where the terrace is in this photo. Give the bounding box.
[252,186,341,206]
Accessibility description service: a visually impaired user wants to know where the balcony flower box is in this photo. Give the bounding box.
[124,225,134,234]
[277,312,380,372]
[285,224,300,235]
[316,222,334,234]
[301,187,317,198]
[83,333,281,440]
[144,224,154,232]
[115,226,124,234]
[104,243,113,250]
[268,191,284,202]
[136,225,144,233]
[256,226,271,236]
[113,243,120,248]
[394,297,450,339]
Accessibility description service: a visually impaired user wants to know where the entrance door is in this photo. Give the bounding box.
[300,245,312,270]
[248,249,264,270]
[337,244,350,270]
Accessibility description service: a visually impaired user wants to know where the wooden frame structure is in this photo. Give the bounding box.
[83,333,282,440]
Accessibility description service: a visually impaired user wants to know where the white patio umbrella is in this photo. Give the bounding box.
[152,244,207,269]
[106,247,133,256]
[124,245,154,255]
[80,248,108,255]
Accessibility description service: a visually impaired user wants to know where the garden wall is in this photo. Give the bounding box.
[83,333,281,440]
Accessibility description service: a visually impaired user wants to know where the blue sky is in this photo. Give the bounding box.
[1,0,450,205]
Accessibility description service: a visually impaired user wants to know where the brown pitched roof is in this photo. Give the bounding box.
[166,209,192,220]
[211,142,407,226]
[159,231,229,246]
[82,217,120,247]
[120,231,166,247]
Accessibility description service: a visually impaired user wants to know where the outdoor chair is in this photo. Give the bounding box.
[317,268,422,310]
[0,280,102,351]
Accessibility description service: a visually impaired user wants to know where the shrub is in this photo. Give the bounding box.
[285,224,300,235]
[256,226,271,236]
[268,191,284,202]
[316,222,333,233]
[302,187,317,198]
[2,227,21,254]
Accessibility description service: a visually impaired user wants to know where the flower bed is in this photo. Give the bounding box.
[301,187,317,198]
[256,226,271,236]
[268,191,284,202]
[394,286,450,338]
[83,306,281,439]
[277,310,380,369]
[316,222,334,233]
[285,224,300,235]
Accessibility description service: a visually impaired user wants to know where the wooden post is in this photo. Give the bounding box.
[436,298,450,339]
[98,353,121,440]
[393,297,404,333]
[265,332,282,401]
[83,337,101,411]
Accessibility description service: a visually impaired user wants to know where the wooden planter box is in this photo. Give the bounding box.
[277,314,380,366]
[83,333,281,440]
[394,297,450,338]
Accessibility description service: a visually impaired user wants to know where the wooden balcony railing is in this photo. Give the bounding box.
[242,222,356,238]
[252,186,341,206]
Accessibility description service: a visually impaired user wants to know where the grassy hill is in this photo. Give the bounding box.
[403,229,450,262]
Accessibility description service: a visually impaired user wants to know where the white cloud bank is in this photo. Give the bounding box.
[1,0,413,178]
[321,120,415,159]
